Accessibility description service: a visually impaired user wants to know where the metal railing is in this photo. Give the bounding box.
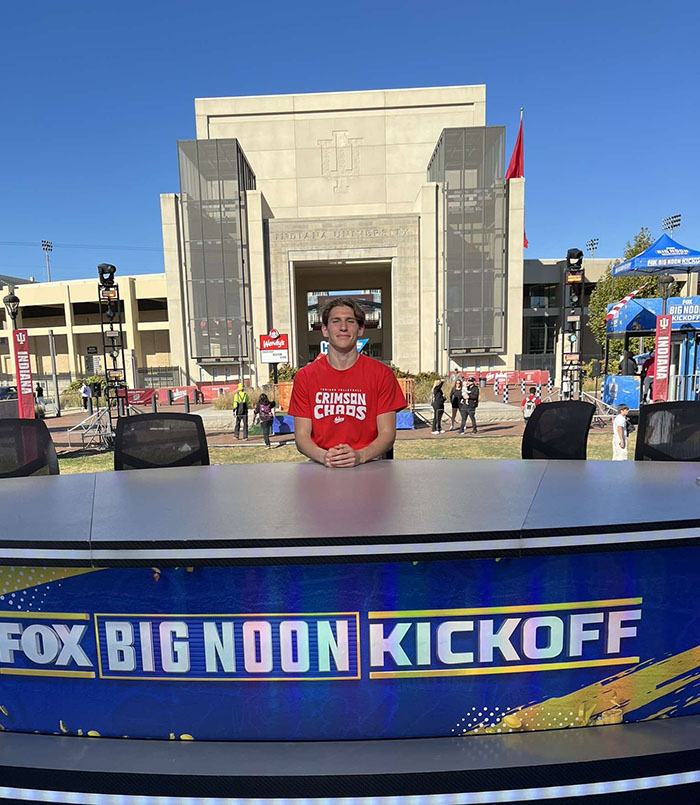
[66,408,114,450]
[671,374,700,402]
[581,391,617,429]
[515,354,556,375]
[137,366,182,388]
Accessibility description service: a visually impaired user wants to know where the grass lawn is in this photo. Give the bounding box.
[58,433,633,474]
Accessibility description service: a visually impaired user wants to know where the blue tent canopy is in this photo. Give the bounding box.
[612,234,700,277]
[606,295,700,335]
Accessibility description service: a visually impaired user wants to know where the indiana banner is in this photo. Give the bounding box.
[12,329,35,419]
[653,314,672,401]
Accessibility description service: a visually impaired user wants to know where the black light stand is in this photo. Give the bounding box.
[97,263,128,433]
[561,248,585,400]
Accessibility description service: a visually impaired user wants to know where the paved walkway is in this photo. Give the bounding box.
[45,389,610,453]
[46,397,529,453]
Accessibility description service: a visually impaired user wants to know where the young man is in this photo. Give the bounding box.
[289,297,406,468]
[612,404,630,461]
[521,386,541,421]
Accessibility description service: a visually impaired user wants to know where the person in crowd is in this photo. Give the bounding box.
[612,404,630,461]
[641,350,655,403]
[289,296,406,468]
[459,376,479,435]
[232,383,250,440]
[448,377,463,430]
[79,381,90,410]
[521,386,540,421]
[430,379,446,434]
[254,392,276,449]
[618,350,637,376]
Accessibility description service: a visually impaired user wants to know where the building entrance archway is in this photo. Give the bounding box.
[293,260,392,366]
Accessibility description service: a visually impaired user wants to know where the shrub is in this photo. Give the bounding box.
[60,391,82,409]
[68,376,105,394]
[211,388,264,411]
[275,364,298,381]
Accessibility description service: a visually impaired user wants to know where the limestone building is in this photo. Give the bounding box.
[160,85,527,385]
[1,86,622,391]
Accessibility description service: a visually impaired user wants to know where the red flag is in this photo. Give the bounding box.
[506,109,527,247]
[506,110,524,179]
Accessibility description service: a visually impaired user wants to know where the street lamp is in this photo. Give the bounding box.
[661,215,681,238]
[585,238,599,259]
[3,290,20,330]
[658,274,674,316]
[41,240,53,282]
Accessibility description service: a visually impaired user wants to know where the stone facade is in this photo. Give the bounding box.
[163,85,528,382]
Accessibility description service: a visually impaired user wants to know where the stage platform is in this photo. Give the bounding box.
[0,460,698,802]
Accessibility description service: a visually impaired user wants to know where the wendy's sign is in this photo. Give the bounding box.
[260,330,289,364]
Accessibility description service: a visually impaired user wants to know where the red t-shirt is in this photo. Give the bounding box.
[288,354,407,451]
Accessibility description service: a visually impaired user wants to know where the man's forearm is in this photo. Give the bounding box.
[294,432,328,465]
[357,430,396,464]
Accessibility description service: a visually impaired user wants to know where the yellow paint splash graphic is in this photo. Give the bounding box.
[466,644,700,735]
[0,567,101,597]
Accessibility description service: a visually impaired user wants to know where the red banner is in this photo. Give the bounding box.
[12,329,35,419]
[196,383,238,403]
[447,370,550,385]
[652,314,672,402]
[127,388,158,405]
[156,386,199,405]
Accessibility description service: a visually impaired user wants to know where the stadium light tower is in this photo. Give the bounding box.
[585,238,599,259]
[41,240,53,282]
[661,214,681,238]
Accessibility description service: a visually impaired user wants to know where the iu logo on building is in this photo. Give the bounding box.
[318,131,363,193]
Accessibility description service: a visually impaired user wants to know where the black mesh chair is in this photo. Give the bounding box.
[521,401,595,460]
[635,401,700,462]
[0,419,60,478]
[114,413,209,471]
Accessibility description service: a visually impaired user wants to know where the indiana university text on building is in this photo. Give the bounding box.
[1,86,615,389]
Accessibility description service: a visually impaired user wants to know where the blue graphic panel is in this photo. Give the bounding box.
[1,548,698,741]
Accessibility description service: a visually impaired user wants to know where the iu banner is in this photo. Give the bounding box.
[653,314,672,401]
[12,329,35,419]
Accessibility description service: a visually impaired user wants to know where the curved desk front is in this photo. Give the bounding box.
[1,460,699,802]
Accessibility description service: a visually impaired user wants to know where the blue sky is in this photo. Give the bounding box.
[1,0,698,282]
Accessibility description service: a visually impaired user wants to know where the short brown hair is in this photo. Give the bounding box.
[321,296,366,327]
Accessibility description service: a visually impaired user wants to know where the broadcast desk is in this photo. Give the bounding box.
[1,460,699,803]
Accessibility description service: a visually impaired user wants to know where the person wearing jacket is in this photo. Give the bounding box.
[430,379,446,434]
[458,377,479,435]
[232,383,250,440]
[448,377,463,430]
[254,392,276,449]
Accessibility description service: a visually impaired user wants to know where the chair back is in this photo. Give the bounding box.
[0,418,60,478]
[635,401,700,462]
[114,413,210,471]
[521,401,595,460]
